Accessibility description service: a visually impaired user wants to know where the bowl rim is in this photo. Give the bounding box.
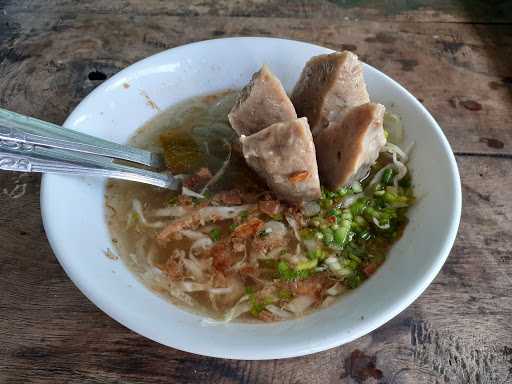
[41,36,462,359]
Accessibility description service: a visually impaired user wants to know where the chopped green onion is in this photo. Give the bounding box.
[300,228,315,240]
[297,258,318,271]
[239,210,249,220]
[325,256,351,277]
[250,301,266,317]
[334,227,349,245]
[383,191,409,205]
[351,181,363,193]
[344,258,359,270]
[209,227,222,241]
[345,271,364,288]
[360,230,372,240]
[314,231,324,240]
[322,228,334,245]
[245,286,255,295]
[372,217,391,230]
[399,175,412,188]
[336,186,350,197]
[277,261,289,275]
[307,248,325,260]
[350,198,368,216]
[351,221,362,232]
[332,209,353,247]
[270,213,284,221]
[355,216,367,226]
[278,289,293,301]
[327,209,340,217]
[365,206,381,219]
[248,291,275,317]
[277,260,311,281]
[167,195,179,206]
[348,253,362,264]
[381,168,394,186]
[127,212,140,227]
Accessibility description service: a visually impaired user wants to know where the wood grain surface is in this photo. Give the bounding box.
[0,1,511,383]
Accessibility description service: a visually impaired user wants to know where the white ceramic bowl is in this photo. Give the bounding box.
[41,37,461,360]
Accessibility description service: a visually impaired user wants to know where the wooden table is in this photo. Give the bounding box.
[1,1,511,383]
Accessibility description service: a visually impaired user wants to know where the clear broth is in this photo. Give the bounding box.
[105,90,412,322]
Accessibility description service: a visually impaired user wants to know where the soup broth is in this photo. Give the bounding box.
[105,90,414,322]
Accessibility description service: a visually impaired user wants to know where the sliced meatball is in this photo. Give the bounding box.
[315,103,386,190]
[291,51,370,136]
[228,65,297,136]
[240,117,321,203]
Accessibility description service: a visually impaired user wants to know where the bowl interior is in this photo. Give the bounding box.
[41,37,461,359]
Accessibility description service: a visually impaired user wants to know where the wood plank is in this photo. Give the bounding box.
[1,13,511,155]
[3,0,512,23]
[0,155,511,383]
[1,2,512,383]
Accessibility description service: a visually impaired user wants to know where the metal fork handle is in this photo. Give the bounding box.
[0,107,163,168]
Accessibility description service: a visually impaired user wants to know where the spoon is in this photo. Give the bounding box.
[0,107,180,190]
